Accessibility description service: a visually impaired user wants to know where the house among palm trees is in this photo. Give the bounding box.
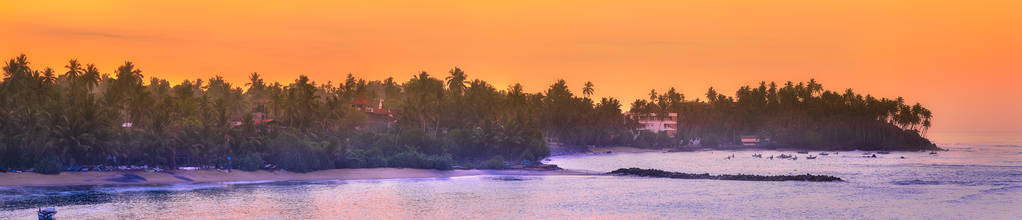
[250,112,274,125]
[628,113,678,137]
[230,97,274,127]
[352,94,395,130]
[741,135,766,147]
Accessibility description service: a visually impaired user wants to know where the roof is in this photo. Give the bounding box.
[367,108,392,115]
[351,94,371,105]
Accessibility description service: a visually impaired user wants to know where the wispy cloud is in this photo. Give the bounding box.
[32,25,158,41]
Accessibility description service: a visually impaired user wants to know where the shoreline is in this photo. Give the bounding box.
[2,145,958,188]
[560,145,945,155]
[0,168,588,188]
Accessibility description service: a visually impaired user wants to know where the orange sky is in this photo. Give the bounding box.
[1,1,1020,141]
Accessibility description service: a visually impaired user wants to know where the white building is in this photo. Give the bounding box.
[628,113,678,137]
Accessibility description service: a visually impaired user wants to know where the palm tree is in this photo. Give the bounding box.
[64,59,83,80]
[402,71,445,135]
[245,72,264,91]
[82,64,101,90]
[4,55,946,171]
[919,106,933,136]
[807,78,823,95]
[583,81,594,98]
[705,87,718,103]
[284,75,320,129]
[445,67,467,96]
[508,83,524,97]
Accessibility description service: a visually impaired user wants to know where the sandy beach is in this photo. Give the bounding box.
[0,168,588,187]
[587,146,667,153]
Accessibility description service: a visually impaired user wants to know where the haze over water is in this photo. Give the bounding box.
[2,143,1019,219]
[928,130,1022,146]
[2,1,1019,219]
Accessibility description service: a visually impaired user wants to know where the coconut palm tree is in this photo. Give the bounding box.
[445,67,467,96]
[583,81,594,98]
[82,64,101,90]
[64,59,83,81]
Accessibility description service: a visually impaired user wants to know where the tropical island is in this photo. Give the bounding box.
[0,54,937,176]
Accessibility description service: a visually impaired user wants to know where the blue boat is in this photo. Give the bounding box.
[38,207,56,220]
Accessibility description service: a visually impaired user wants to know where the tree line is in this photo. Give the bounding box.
[629,80,936,150]
[0,54,637,173]
[0,54,935,174]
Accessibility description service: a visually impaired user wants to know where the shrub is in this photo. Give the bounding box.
[525,134,550,160]
[343,149,368,168]
[33,154,61,175]
[634,130,656,148]
[277,146,312,172]
[519,149,535,162]
[389,151,428,168]
[398,129,444,155]
[428,154,454,170]
[233,152,263,171]
[370,135,400,155]
[634,131,675,148]
[445,129,474,157]
[273,133,334,173]
[366,148,388,168]
[611,129,636,146]
[388,150,453,170]
[478,155,505,169]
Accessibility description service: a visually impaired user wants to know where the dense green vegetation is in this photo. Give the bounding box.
[629,80,937,150]
[0,54,635,173]
[0,54,935,174]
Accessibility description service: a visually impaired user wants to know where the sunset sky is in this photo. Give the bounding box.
[1,1,1019,142]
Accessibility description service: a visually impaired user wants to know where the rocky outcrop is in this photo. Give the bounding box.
[608,168,842,182]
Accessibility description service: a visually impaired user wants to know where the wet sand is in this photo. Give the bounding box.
[0,168,588,187]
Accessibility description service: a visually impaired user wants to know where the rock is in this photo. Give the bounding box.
[607,168,842,182]
[523,164,562,171]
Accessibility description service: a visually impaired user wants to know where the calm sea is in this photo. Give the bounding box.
[2,144,1020,219]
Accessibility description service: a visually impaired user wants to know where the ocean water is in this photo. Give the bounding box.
[1,145,1020,219]
[926,130,1021,146]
